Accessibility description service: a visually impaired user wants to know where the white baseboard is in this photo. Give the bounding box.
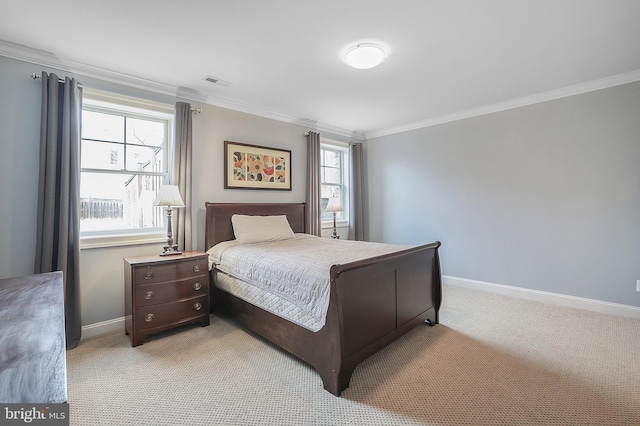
[79,277,639,340]
[443,275,640,320]
[81,317,125,340]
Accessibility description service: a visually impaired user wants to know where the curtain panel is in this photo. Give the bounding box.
[34,72,83,349]
[305,131,322,236]
[174,102,193,252]
[349,142,365,241]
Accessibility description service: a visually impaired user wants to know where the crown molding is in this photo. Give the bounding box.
[201,94,366,140]
[366,69,640,139]
[0,39,363,140]
[0,39,187,98]
[0,39,61,68]
[5,39,636,143]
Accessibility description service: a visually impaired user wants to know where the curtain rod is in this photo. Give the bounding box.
[30,72,84,87]
[304,131,357,145]
[32,72,203,114]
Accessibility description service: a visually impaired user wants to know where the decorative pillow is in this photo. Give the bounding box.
[231,214,295,244]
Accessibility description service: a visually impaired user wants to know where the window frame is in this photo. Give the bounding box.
[320,139,350,227]
[80,89,175,249]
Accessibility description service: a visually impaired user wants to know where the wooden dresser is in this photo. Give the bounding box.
[0,271,67,403]
[124,251,210,347]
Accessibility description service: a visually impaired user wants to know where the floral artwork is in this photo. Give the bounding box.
[225,141,291,190]
[232,151,246,181]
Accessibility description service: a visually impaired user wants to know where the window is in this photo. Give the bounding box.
[320,142,349,222]
[80,91,174,245]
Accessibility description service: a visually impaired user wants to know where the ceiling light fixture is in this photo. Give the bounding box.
[343,43,387,69]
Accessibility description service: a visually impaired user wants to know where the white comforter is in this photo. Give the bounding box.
[207,234,408,331]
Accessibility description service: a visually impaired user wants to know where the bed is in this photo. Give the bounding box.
[204,202,442,396]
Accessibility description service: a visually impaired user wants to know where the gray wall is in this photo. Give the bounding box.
[367,82,640,307]
[0,54,351,327]
[0,55,41,278]
[4,49,638,328]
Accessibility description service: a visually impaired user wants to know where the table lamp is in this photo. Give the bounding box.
[325,197,343,239]
[154,185,185,256]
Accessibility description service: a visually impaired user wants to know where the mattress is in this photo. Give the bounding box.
[207,234,407,331]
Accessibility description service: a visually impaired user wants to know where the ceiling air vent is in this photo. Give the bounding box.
[204,75,232,87]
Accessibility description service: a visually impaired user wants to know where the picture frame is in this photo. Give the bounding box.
[224,141,292,190]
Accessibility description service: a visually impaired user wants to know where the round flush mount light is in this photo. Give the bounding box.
[343,43,386,69]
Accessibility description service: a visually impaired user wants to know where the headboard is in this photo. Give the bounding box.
[204,202,307,250]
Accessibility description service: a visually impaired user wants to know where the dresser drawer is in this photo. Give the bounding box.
[133,257,206,284]
[135,277,207,308]
[135,295,208,331]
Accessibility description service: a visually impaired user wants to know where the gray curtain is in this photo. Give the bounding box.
[34,72,83,349]
[174,102,193,252]
[349,142,365,241]
[306,131,321,235]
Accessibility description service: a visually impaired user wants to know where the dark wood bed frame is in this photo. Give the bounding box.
[204,202,442,396]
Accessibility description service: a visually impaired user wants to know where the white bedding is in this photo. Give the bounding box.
[207,234,408,331]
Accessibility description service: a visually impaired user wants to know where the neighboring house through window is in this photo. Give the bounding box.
[80,90,174,247]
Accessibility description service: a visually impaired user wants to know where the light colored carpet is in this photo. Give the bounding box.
[67,285,640,425]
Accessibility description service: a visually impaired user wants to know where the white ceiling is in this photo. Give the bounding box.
[2,0,640,139]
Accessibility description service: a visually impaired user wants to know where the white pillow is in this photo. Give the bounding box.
[231,214,295,244]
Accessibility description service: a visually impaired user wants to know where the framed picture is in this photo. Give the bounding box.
[224,141,292,190]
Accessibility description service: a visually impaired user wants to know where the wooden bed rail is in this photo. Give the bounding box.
[329,241,441,278]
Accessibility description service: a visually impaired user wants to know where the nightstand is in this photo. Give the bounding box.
[124,251,210,347]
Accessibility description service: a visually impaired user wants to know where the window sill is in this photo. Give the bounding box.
[321,220,349,229]
[81,232,167,249]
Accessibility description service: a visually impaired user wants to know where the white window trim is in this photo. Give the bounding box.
[320,138,350,226]
[321,219,349,229]
[80,90,175,249]
[80,232,168,250]
[83,88,175,115]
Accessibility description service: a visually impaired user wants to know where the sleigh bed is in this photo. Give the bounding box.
[204,202,442,396]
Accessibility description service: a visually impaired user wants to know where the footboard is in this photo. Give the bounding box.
[318,241,442,395]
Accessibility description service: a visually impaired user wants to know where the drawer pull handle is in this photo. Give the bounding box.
[194,302,202,311]
[145,313,155,322]
[193,265,201,273]
[144,271,154,280]
[144,291,154,300]
[193,282,202,291]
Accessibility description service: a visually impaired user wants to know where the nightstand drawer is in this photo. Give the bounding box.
[134,258,206,284]
[124,251,210,346]
[135,295,209,331]
[135,277,207,308]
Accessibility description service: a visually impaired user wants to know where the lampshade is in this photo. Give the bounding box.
[154,185,185,208]
[343,44,386,69]
[325,197,343,213]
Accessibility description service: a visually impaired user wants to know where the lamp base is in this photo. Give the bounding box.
[160,245,182,256]
[331,211,340,239]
